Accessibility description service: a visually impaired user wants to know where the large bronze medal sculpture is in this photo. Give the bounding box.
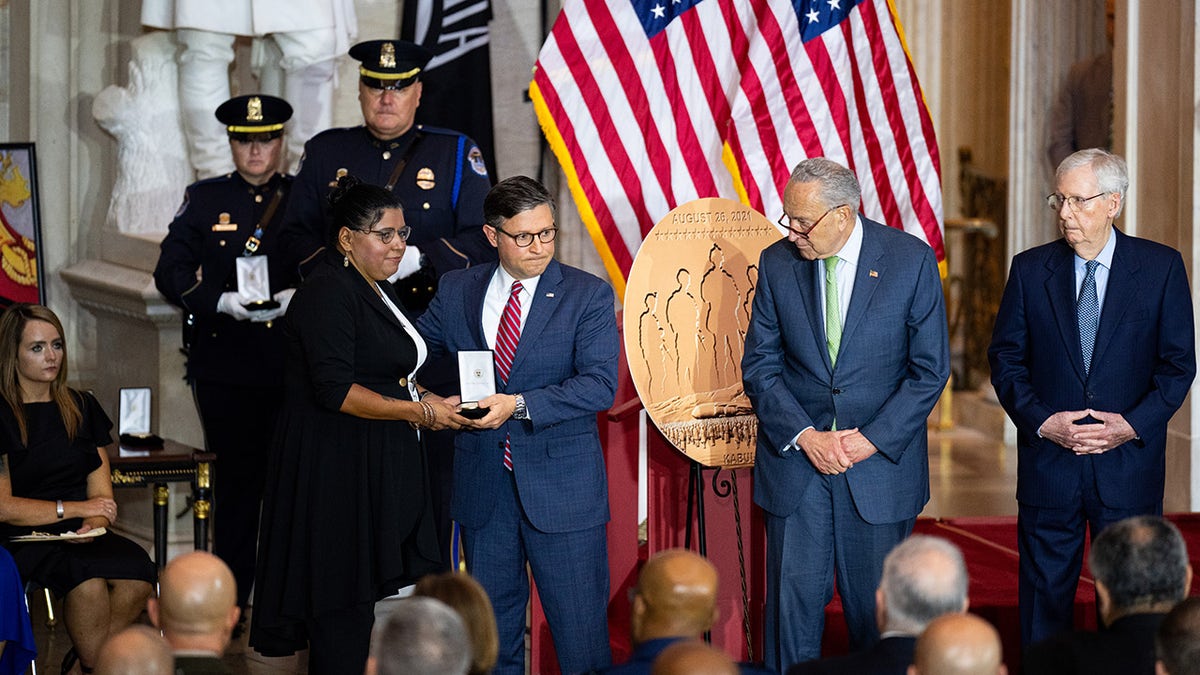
[623,198,780,468]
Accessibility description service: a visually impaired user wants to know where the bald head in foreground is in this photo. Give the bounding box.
[634,548,720,643]
[148,551,240,657]
[909,614,1006,675]
[651,640,738,675]
[93,625,174,675]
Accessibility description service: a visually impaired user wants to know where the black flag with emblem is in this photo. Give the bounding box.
[401,0,496,185]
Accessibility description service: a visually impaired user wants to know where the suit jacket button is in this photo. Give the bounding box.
[822,425,832,432]
[399,377,408,387]
[832,388,842,395]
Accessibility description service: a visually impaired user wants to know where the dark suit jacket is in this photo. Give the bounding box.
[742,217,949,522]
[417,258,619,533]
[786,635,916,675]
[1023,612,1164,675]
[596,637,773,675]
[988,229,1195,508]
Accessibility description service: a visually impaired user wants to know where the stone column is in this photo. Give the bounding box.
[1007,0,1110,256]
[1120,1,1196,511]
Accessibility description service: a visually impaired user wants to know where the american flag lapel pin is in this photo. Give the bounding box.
[546,292,555,297]
[869,270,879,278]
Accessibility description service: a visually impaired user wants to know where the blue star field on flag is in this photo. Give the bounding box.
[630,0,705,38]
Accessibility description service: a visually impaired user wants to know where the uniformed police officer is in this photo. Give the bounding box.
[278,40,495,571]
[278,38,496,312]
[154,94,299,628]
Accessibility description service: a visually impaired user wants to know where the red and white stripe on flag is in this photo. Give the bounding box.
[530,0,944,298]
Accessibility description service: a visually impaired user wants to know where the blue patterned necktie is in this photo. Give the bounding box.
[1078,260,1099,374]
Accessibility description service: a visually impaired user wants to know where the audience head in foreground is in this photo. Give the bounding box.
[785,535,969,675]
[909,613,1006,675]
[878,535,970,635]
[366,597,471,675]
[1156,597,1200,675]
[1090,515,1192,626]
[651,640,738,675]
[632,548,720,644]
[94,625,174,675]
[148,551,240,655]
[414,572,499,675]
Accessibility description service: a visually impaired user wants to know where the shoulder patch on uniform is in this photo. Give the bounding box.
[174,191,190,219]
[468,146,488,177]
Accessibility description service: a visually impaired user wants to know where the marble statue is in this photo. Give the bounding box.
[92,32,192,238]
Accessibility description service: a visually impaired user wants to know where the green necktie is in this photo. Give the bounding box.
[825,255,842,364]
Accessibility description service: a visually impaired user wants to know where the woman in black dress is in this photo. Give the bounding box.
[250,176,464,673]
[0,304,155,674]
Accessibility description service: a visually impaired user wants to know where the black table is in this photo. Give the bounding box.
[107,439,215,567]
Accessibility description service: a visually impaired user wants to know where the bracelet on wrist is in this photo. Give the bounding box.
[410,400,436,429]
[56,499,64,519]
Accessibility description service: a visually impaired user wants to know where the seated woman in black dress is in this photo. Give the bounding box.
[251,176,466,674]
[0,304,155,674]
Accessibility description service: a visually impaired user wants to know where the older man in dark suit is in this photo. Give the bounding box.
[988,149,1196,648]
[788,535,969,675]
[1024,516,1192,675]
[418,176,619,675]
[743,157,950,671]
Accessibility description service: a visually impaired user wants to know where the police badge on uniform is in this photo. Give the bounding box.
[468,146,487,176]
[416,167,435,190]
[212,213,238,232]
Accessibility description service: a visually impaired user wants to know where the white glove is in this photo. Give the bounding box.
[273,288,296,313]
[387,244,423,283]
[216,292,255,321]
[248,288,295,323]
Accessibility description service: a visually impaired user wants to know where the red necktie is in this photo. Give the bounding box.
[495,280,523,470]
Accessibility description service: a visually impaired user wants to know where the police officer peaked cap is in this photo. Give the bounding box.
[215,94,293,141]
[349,40,433,90]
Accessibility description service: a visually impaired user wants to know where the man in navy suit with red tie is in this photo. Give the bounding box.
[417,176,619,675]
[988,148,1196,648]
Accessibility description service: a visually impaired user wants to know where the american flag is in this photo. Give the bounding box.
[530,0,944,297]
